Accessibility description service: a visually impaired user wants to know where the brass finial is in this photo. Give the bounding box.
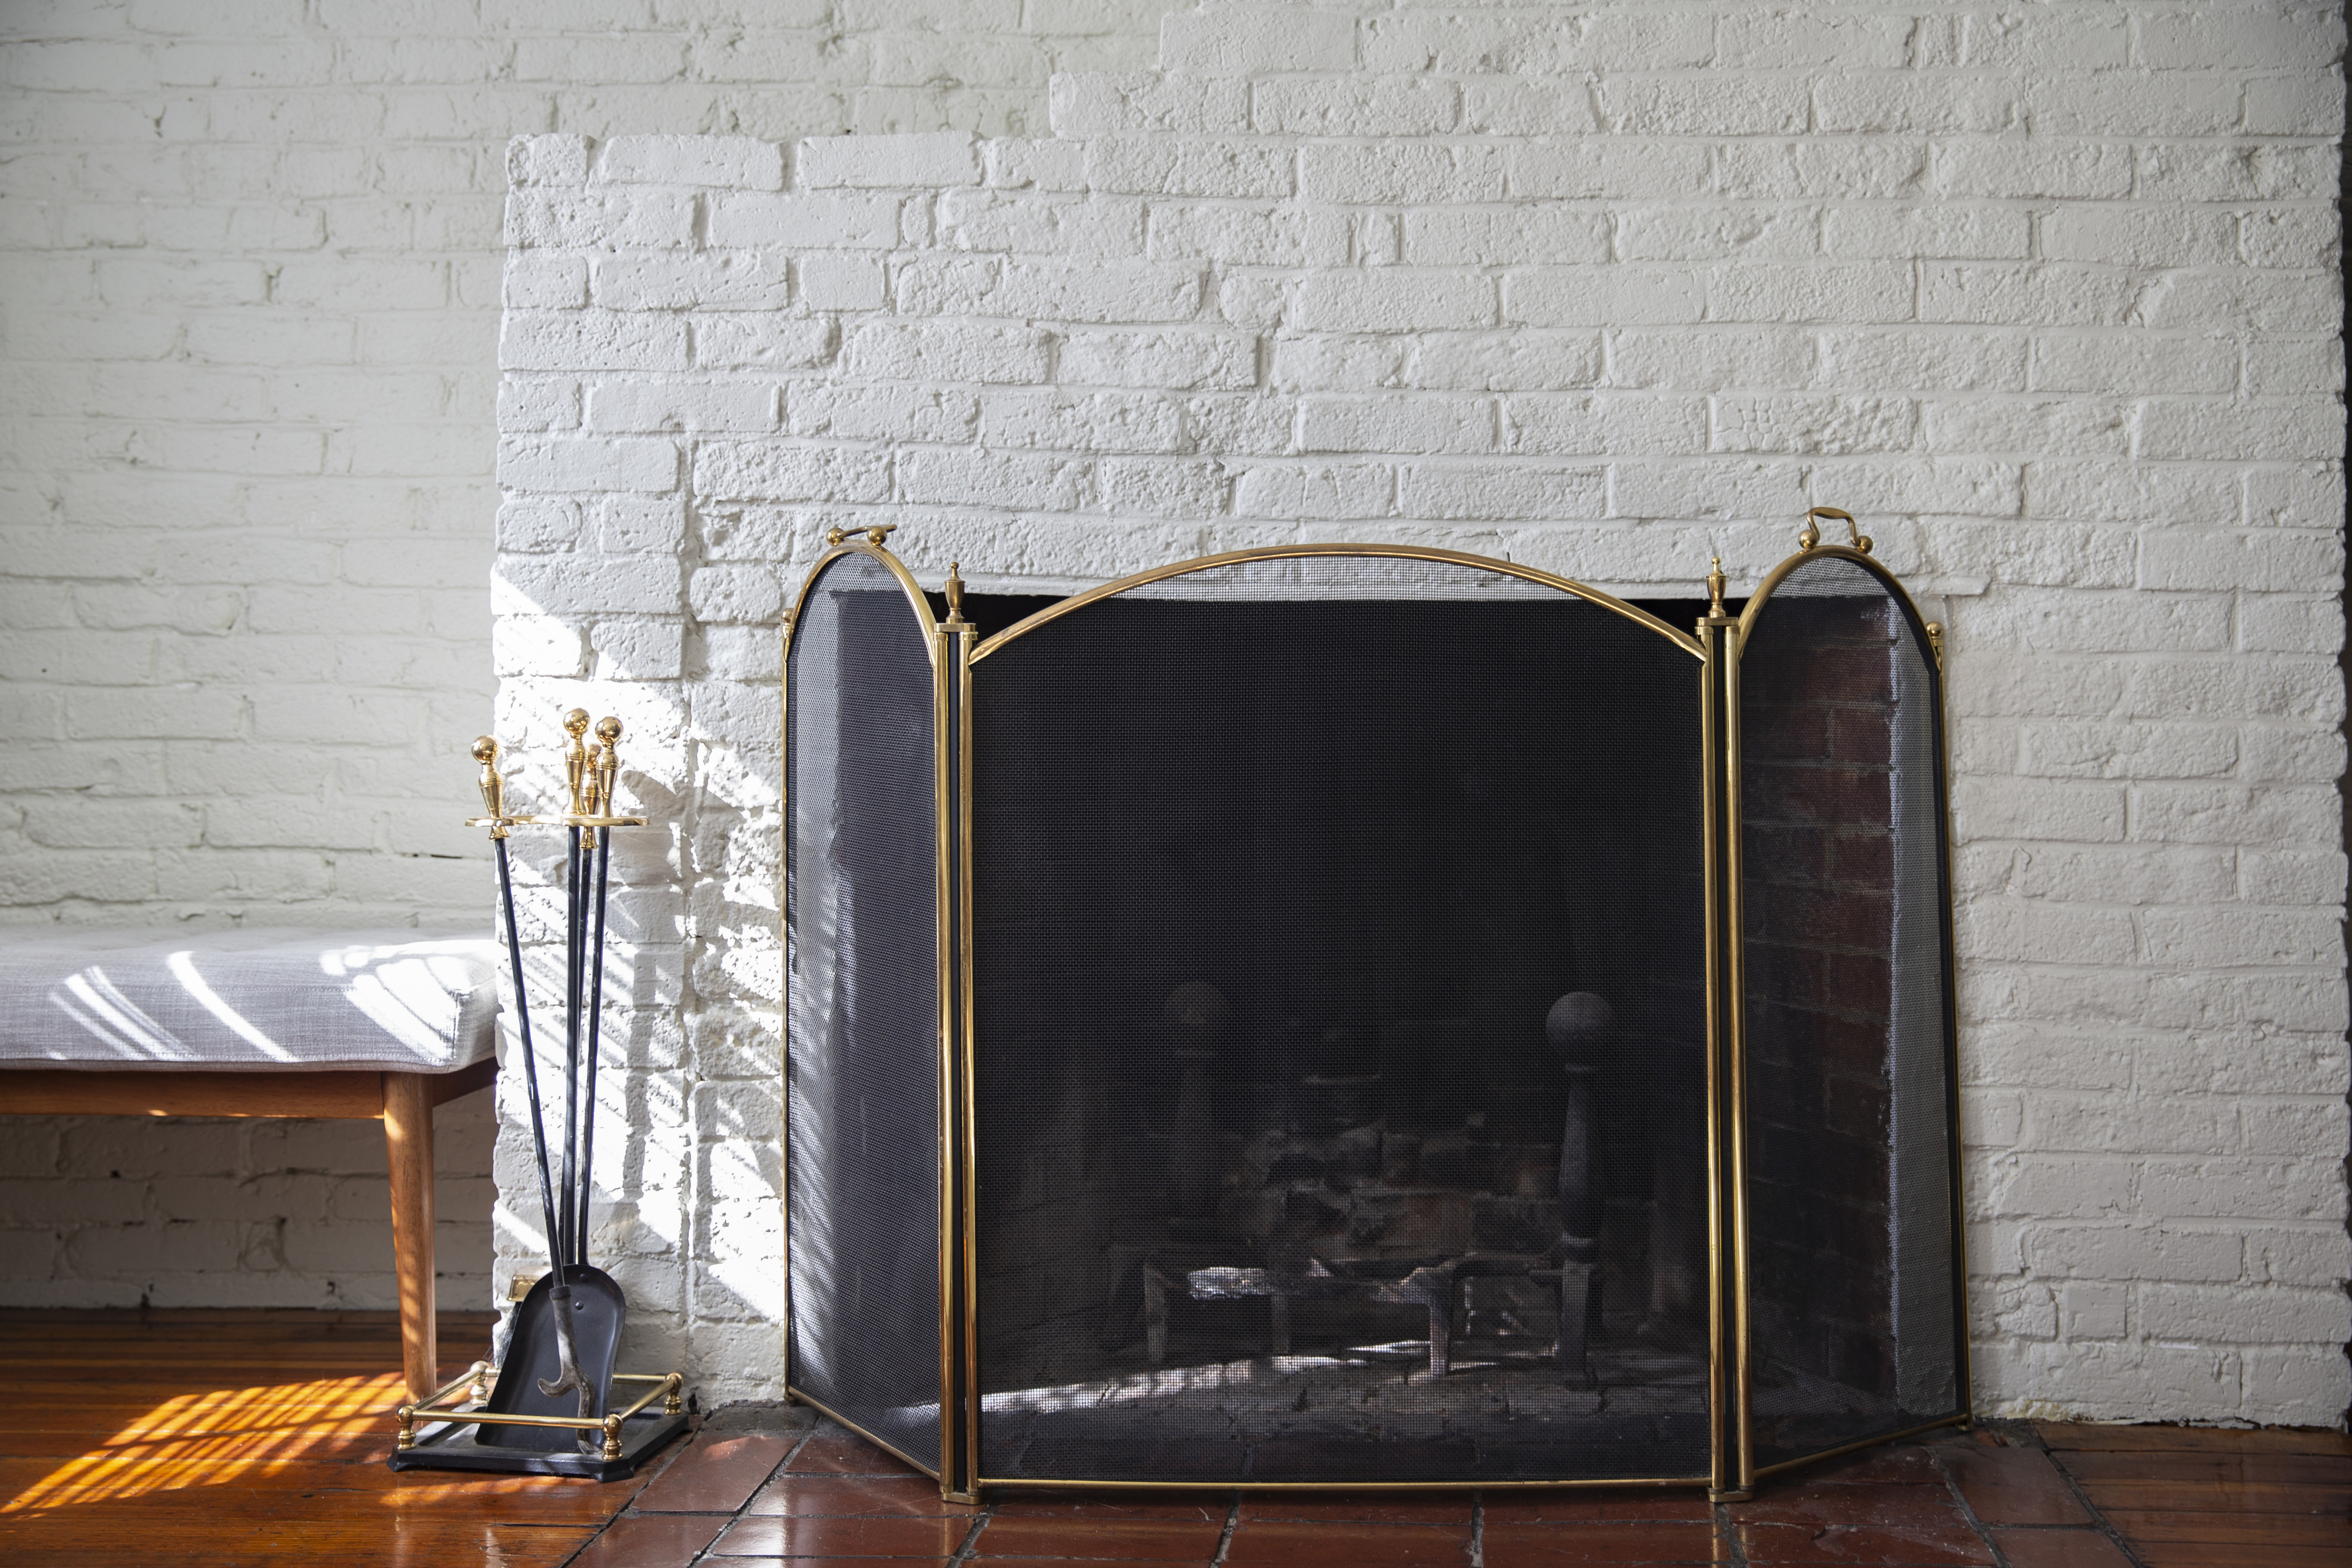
[944,561,966,625]
[1924,621,1945,669]
[1706,556,1727,618]
[591,717,622,818]
[472,735,507,834]
[864,523,897,546]
[825,526,847,546]
[563,708,591,816]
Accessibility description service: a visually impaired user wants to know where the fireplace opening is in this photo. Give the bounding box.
[967,564,1708,1483]
[784,541,1965,1495]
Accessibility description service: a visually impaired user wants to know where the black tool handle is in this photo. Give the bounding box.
[495,836,567,1282]
[579,826,613,1265]
[559,825,583,1262]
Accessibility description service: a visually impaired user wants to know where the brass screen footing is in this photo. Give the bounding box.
[1709,1489,1753,1503]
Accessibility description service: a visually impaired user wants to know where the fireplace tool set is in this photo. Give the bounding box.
[387,709,688,1480]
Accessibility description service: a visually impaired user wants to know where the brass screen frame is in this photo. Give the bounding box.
[971,543,1704,664]
[779,540,952,1483]
[780,536,1970,1502]
[1732,543,1973,1489]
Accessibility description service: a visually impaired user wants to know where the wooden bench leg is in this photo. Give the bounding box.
[383,1072,437,1403]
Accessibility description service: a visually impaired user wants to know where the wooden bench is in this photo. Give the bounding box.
[0,929,501,1401]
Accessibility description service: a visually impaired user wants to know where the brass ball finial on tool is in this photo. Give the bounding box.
[589,717,622,821]
[563,708,592,816]
[470,736,509,836]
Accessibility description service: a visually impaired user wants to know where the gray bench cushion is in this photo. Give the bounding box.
[0,928,500,1074]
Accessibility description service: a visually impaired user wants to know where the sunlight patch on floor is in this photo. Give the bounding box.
[2,1371,403,1515]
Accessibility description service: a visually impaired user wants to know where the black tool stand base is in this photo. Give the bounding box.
[390,1409,690,1482]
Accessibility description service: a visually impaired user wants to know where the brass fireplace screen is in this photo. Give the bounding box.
[783,513,1967,1502]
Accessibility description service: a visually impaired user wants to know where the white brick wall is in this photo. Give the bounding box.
[0,1096,495,1313]
[0,0,1178,1315]
[0,0,2342,1427]
[492,2,2348,1423]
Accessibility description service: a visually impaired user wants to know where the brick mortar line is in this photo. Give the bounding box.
[584,1417,826,1567]
[1930,1439,2018,1568]
[2016,1425,2156,1568]
[1713,1497,1752,1568]
[556,1415,714,1567]
[688,1419,832,1567]
[1208,1492,1242,1565]
[944,1500,997,1568]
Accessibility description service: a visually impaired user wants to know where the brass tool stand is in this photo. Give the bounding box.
[395,1365,686,1475]
[389,716,690,1481]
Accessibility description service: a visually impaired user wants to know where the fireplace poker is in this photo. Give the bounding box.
[577,717,621,1266]
[558,708,590,1273]
[537,708,595,1410]
[471,740,565,1282]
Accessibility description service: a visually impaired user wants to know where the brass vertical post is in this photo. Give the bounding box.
[778,609,794,1407]
[957,604,981,1502]
[938,569,981,1503]
[1698,560,1753,1502]
[1927,617,1975,1427]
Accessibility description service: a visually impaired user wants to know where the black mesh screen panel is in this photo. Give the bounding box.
[786,552,942,1472]
[967,559,1709,1483]
[1738,556,1962,1469]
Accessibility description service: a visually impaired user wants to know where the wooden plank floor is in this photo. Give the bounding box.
[0,1309,647,1567]
[1,1310,2344,1566]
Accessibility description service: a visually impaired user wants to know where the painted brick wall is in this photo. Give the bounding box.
[0,1,1177,1312]
[0,0,2341,1426]
[493,2,2349,1424]
[0,1094,496,1312]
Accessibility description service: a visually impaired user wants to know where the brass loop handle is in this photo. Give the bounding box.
[1799,506,1870,555]
[825,523,898,547]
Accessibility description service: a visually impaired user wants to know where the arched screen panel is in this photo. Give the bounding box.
[1737,553,1964,1473]
[965,553,1712,1486]
[785,549,943,1472]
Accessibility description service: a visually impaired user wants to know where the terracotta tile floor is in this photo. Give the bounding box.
[581,1412,2351,1568]
[0,1312,2340,1568]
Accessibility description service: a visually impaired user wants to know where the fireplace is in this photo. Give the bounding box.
[783,514,1966,1500]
